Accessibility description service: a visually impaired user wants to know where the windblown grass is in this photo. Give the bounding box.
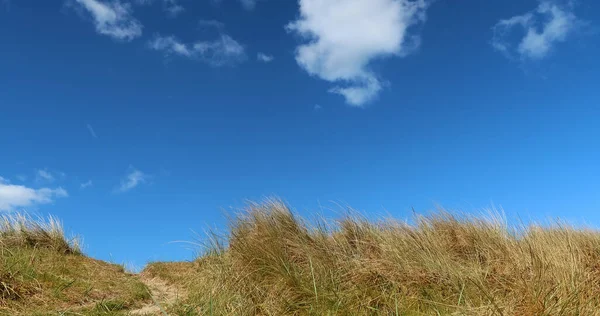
[0,213,81,255]
[145,200,600,315]
[0,213,150,315]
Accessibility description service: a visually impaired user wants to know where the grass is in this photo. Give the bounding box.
[0,213,81,255]
[143,199,600,315]
[6,200,600,315]
[0,213,150,315]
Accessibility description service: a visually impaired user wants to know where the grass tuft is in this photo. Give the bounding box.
[143,199,600,315]
[0,213,150,315]
[0,213,81,255]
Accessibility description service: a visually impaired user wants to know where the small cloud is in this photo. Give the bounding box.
[70,0,143,41]
[149,34,246,66]
[257,52,274,63]
[198,19,225,30]
[80,180,93,189]
[239,0,257,10]
[116,168,147,193]
[492,1,580,61]
[0,179,68,212]
[15,175,27,182]
[314,104,322,111]
[35,169,65,183]
[36,169,55,182]
[0,176,9,184]
[287,0,429,107]
[165,0,183,17]
[86,123,98,138]
[134,0,183,17]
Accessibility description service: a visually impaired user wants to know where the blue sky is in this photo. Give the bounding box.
[1,0,599,268]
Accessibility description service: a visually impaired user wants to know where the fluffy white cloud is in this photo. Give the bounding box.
[257,52,274,63]
[149,34,246,66]
[116,168,147,192]
[0,181,68,212]
[287,0,428,107]
[492,1,579,60]
[72,0,143,41]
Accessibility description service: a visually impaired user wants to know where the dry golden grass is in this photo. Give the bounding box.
[0,213,81,255]
[0,213,150,316]
[144,200,600,315]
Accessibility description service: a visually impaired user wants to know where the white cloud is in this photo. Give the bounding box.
[36,169,55,182]
[80,180,93,189]
[0,181,68,212]
[149,34,246,66]
[72,0,143,41]
[15,175,27,182]
[287,0,428,107]
[35,169,66,184]
[492,1,579,61]
[164,0,184,17]
[330,76,382,106]
[116,168,147,193]
[314,104,322,110]
[257,53,274,63]
[86,123,98,138]
[198,19,225,30]
[0,177,9,184]
[134,0,183,17]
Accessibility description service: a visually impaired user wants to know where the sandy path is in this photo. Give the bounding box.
[129,274,186,315]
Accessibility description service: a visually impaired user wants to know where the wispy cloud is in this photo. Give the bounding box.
[287,0,429,107]
[134,0,183,17]
[86,123,98,138]
[80,180,93,189]
[71,0,143,41]
[164,0,183,17]
[492,1,580,61]
[149,34,246,66]
[0,178,68,212]
[239,0,258,10]
[35,169,66,184]
[116,168,147,193]
[257,52,274,63]
[15,175,27,182]
[36,169,55,182]
[314,104,322,111]
[198,19,225,30]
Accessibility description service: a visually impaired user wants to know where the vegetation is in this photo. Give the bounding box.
[0,213,150,315]
[6,200,600,315]
[144,200,600,315]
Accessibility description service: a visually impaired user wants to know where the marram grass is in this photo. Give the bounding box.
[0,213,150,315]
[5,201,600,315]
[145,200,600,315]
